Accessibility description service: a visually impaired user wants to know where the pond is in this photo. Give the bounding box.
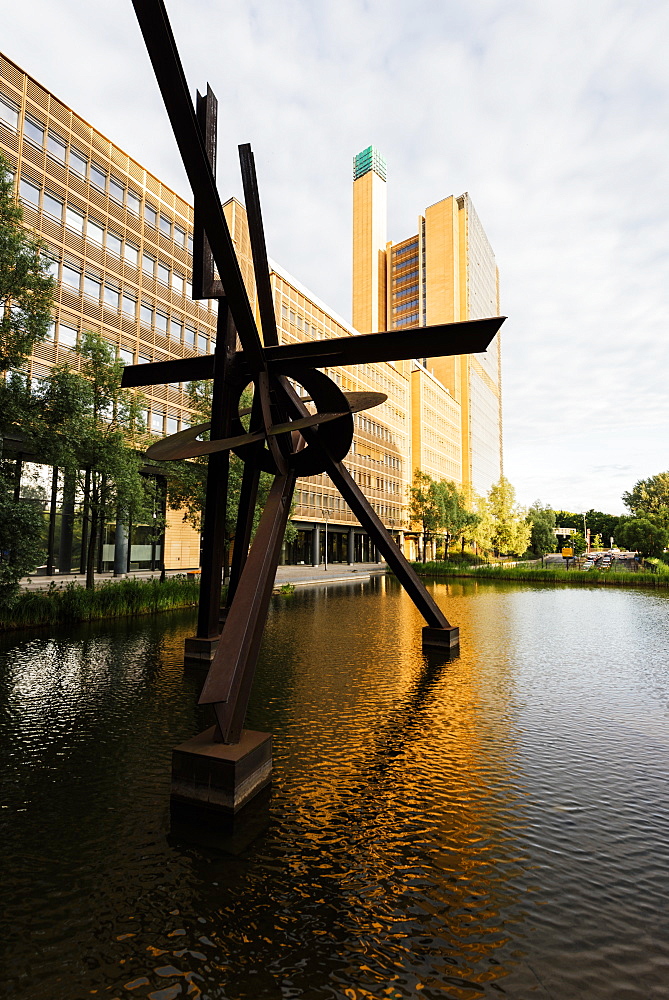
[1,577,668,999]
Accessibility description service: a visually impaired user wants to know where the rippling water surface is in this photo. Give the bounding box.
[1,577,668,999]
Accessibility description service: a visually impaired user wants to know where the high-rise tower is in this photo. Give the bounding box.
[353,146,503,497]
[352,146,387,334]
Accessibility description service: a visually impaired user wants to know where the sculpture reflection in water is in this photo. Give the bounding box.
[121,0,505,777]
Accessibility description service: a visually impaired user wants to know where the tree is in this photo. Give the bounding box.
[0,469,45,602]
[487,476,531,556]
[0,154,54,375]
[622,473,669,529]
[34,331,153,589]
[438,479,470,557]
[553,509,620,545]
[615,517,668,558]
[0,154,55,596]
[527,502,556,557]
[461,490,493,556]
[571,531,587,556]
[408,470,444,562]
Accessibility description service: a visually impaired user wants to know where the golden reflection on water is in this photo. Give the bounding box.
[2,579,669,998]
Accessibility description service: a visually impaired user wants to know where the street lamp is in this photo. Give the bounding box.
[321,507,329,571]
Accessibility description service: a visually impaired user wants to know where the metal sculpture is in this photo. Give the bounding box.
[123,0,505,744]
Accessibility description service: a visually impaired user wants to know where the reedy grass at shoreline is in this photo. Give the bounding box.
[412,561,669,589]
[0,576,201,631]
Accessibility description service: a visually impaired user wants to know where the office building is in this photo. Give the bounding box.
[0,53,503,573]
[353,145,503,498]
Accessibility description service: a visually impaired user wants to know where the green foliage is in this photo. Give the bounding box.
[31,331,155,588]
[0,475,45,601]
[553,509,621,547]
[615,516,668,557]
[486,476,531,556]
[527,502,556,556]
[622,472,669,529]
[408,471,472,561]
[0,575,200,630]
[572,531,587,556]
[0,154,55,373]
[412,561,669,589]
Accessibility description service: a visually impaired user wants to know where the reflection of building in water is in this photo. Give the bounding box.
[0,52,503,574]
[261,578,524,989]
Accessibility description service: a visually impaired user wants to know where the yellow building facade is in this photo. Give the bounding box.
[354,145,504,501]
[1,53,502,573]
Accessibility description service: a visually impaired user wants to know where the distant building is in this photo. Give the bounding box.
[353,145,503,498]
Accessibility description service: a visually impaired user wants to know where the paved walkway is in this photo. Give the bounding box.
[20,561,389,592]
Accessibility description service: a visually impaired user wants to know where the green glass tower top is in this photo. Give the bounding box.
[353,146,387,182]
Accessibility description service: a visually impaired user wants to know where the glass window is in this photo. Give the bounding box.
[281,304,288,319]
[124,243,139,267]
[198,334,208,354]
[84,275,101,300]
[58,323,77,347]
[24,119,45,146]
[144,202,157,227]
[45,319,56,340]
[142,253,155,277]
[170,319,182,341]
[62,264,81,289]
[155,311,168,334]
[43,257,59,279]
[69,148,87,177]
[127,189,140,215]
[119,348,134,365]
[90,163,106,190]
[106,232,122,256]
[140,302,154,327]
[167,415,179,435]
[109,177,124,203]
[184,326,195,346]
[0,97,18,130]
[19,178,40,208]
[187,234,194,255]
[138,354,151,366]
[47,134,67,162]
[159,215,171,237]
[186,281,192,299]
[42,192,63,221]
[174,225,186,248]
[87,219,104,245]
[65,207,84,234]
[157,262,170,285]
[151,411,164,433]
[289,311,296,325]
[104,285,120,309]
[122,294,136,317]
[171,272,184,294]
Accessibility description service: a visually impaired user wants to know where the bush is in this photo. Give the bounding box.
[0,575,201,630]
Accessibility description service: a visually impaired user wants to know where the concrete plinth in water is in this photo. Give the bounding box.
[171,726,272,816]
[422,625,460,649]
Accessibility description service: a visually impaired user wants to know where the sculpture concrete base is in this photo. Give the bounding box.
[171,726,272,815]
[422,625,460,649]
[183,635,219,667]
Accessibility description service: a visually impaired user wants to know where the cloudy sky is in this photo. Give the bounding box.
[5,0,669,514]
